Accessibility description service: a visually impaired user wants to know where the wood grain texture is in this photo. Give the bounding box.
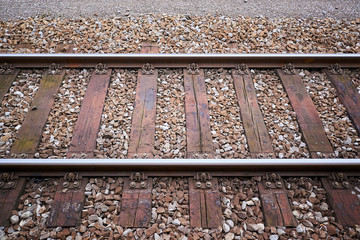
[205,190,222,228]
[0,70,19,104]
[128,70,158,158]
[67,70,111,158]
[0,178,26,226]
[118,177,153,227]
[277,69,333,157]
[184,69,213,158]
[188,177,221,228]
[47,178,87,227]
[134,191,152,227]
[232,71,274,158]
[118,192,139,227]
[10,71,65,156]
[189,189,202,228]
[321,178,360,226]
[258,181,297,227]
[325,70,360,135]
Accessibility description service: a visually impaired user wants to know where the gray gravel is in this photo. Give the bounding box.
[0,0,359,20]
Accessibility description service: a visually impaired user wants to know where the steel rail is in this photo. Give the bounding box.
[1,53,360,68]
[1,159,360,174]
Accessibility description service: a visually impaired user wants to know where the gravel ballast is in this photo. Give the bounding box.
[36,69,91,158]
[0,0,359,20]
[0,16,359,54]
[95,69,137,158]
[0,70,42,157]
[300,70,360,158]
[3,176,360,239]
[253,70,310,158]
[154,69,187,158]
[205,69,250,159]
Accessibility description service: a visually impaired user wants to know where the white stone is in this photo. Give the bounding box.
[245,200,254,206]
[257,223,265,231]
[320,202,328,211]
[10,215,19,224]
[277,229,286,235]
[270,235,279,240]
[172,219,181,226]
[241,201,246,210]
[154,233,162,240]
[247,223,259,232]
[226,219,234,228]
[224,208,232,218]
[168,201,177,211]
[223,223,230,233]
[292,210,301,219]
[296,224,306,233]
[225,232,234,240]
[123,229,132,236]
[20,211,33,219]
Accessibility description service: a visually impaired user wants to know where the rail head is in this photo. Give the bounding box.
[1,53,360,68]
[1,159,360,174]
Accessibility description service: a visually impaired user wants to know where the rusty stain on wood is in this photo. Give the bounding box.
[67,70,111,158]
[232,71,274,158]
[325,70,360,135]
[277,69,333,157]
[10,71,66,156]
[184,69,213,158]
[258,181,297,227]
[0,178,26,226]
[47,177,88,227]
[0,69,19,104]
[188,177,221,228]
[321,178,360,226]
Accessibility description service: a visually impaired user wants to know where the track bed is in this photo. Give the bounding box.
[0,44,360,239]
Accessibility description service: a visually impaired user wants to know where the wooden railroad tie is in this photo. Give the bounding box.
[184,64,214,158]
[67,65,111,158]
[258,173,297,227]
[277,64,333,158]
[47,173,88,227]
[189,173,222,228]
[232,64,275,158]
[9,45,73,158]
[0,172,26,226]
[0,63,19,104]
[324,64,360,136]
[321,173,360,226]
[128,43,158,158]
[118,172,153,227]
[10,65,65,157]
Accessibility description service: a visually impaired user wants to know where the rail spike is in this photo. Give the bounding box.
[48,63,62,75]
[95,63,108,75]
[187,63,200,75]
[0,63,15,75]
[328,63,342,75]
[282,63,296,75]
[234,63,250,75]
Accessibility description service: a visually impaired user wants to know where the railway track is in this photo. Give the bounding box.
[0,43,360,238]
